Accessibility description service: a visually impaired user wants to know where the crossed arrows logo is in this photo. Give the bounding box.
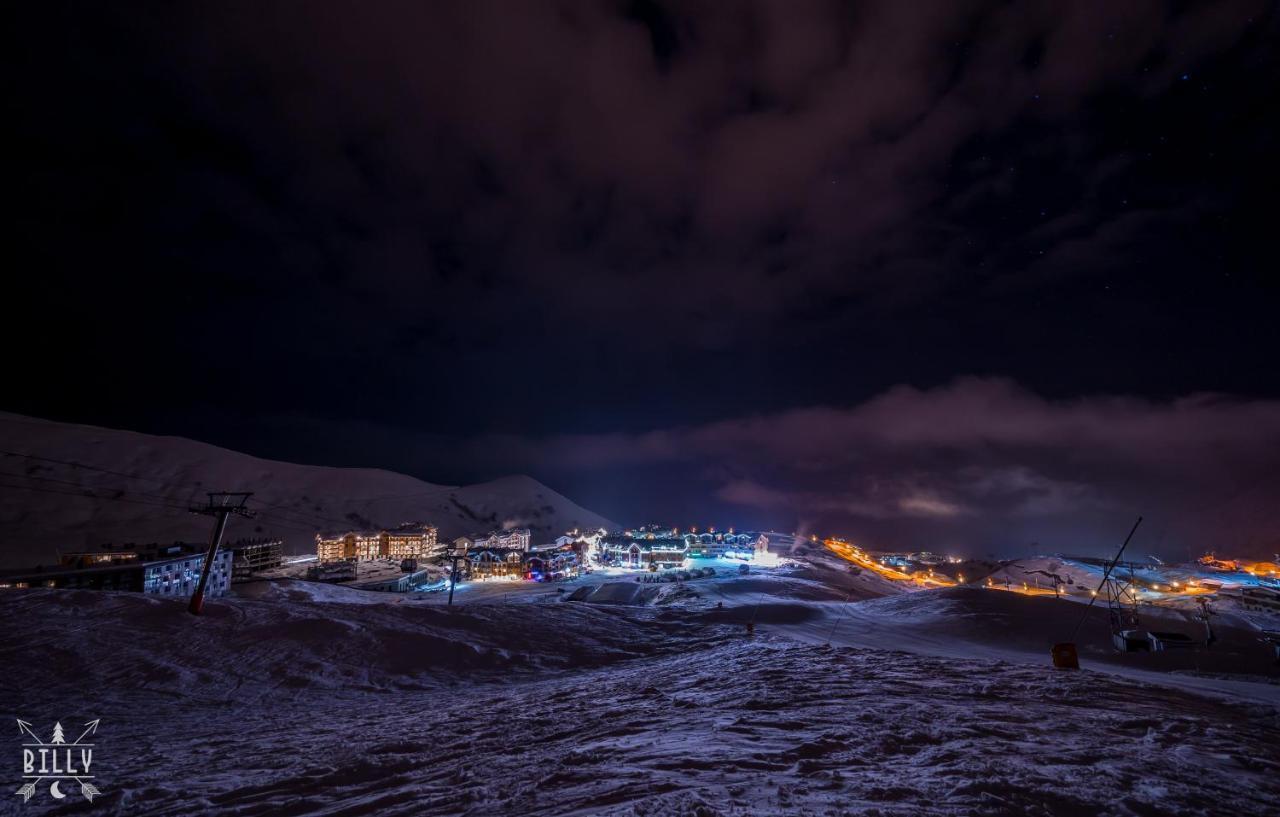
[14,719,102,804]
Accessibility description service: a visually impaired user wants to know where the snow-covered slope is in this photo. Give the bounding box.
[0,413,616,566]
[1,587,1276,816]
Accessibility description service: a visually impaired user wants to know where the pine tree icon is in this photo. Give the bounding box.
[50,722,65,744]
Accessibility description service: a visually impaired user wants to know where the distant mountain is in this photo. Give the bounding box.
[0,413,616,567]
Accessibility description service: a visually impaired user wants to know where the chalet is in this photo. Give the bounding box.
[526,542,584,581]
[601,526,688,569]
[556,528,606,548]
[470,528,532,552]
[682,529,769,560]
[556,528,607,561]
[464,547,527,580]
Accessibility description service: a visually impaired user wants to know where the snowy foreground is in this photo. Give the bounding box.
[2,567,1279,816]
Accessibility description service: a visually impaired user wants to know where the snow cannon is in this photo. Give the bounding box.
[1051,642,1079,670]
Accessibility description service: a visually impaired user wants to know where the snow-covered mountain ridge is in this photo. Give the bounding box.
[0,412,616,567]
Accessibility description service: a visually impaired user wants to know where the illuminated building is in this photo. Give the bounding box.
[447,529,534,578]
[316,523,438,563]
[683,529,769,560]
[457,544,583,582]
[464,548,526,579]
[354,532,383,561]
[556,528,606,547]
[0,542,232,598]
[317,532,356,563]
[595,525,771,568]
[556,528,607,562]
[526,543,584,581]
[600,526,689,569]
[469,528,532,552]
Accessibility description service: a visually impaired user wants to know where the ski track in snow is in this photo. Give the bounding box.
[2,581,1279,817]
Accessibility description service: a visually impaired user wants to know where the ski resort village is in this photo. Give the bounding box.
[9,2,1280,814]
[0,416,1278,814]
[4,515,1277,649]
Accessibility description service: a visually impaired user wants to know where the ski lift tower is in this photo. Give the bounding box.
[188,492,254,615]
[1193,596,1217,649]
[1103,557,1143,650]
[1055,516,1143,668]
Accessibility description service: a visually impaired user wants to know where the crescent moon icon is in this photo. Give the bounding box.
[50,781,66,799]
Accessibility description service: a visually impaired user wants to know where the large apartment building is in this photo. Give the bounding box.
[0,542,233,599]
[316,523,438,563]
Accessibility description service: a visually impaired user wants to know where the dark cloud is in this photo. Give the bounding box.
[231,378,1280,559]
[8,2,1280,553]
[460,378,1280,558]
[15,2,1276,323]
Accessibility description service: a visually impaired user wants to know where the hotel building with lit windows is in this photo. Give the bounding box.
[316,523,438,563]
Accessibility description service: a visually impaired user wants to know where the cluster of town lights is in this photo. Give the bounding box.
[822,538,957,588]
[819,536,1278,604]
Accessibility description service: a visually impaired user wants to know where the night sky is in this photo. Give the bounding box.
[9,1,1280,557]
